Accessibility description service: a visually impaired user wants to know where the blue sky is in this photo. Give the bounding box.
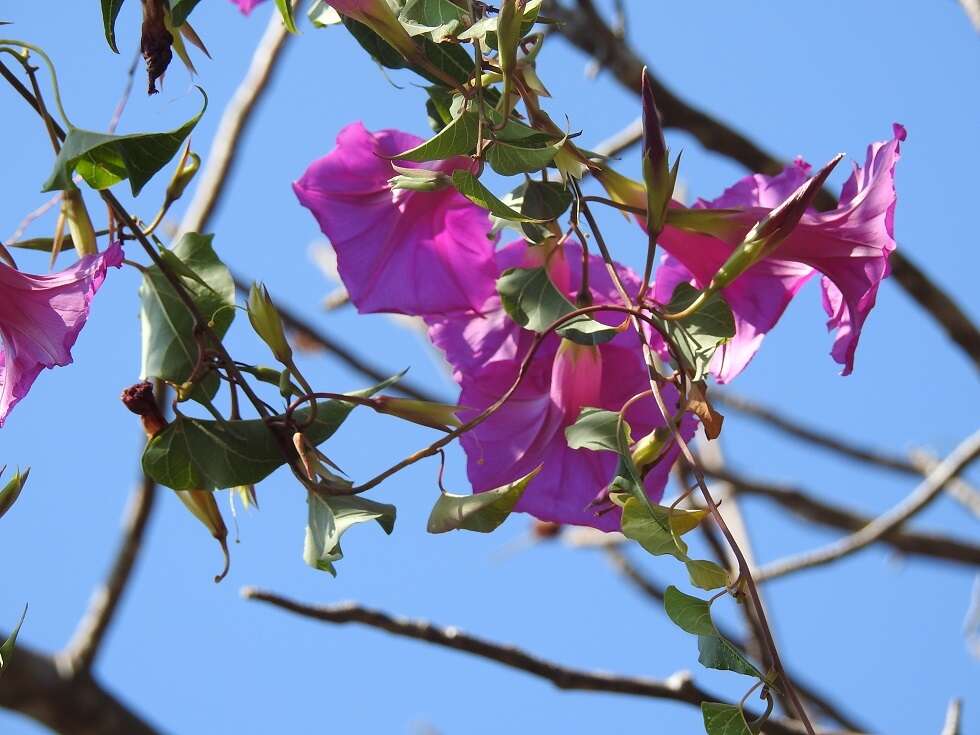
[0,1,978,733]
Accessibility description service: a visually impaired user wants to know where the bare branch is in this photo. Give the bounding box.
[179,4,295,235]
[715,392,980,520]
[58,474,157,675]
[593,117,642,159]
[0,637,160,735]
[940,699,962,735]
[241,587,834,735]
[959,0,980,32]
[754,431,980,581]
[547,0,980,371]
[704,465,980,567]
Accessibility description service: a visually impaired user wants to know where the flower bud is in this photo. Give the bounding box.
[706,154,842,293]
[164,148,201,208]
[62,189,98,258]
[175,489,230,582]
[641,67,678,238]
[388,165,451,192]
[374,396,462,431]
[247,282,293,364]
[630,427,670,473]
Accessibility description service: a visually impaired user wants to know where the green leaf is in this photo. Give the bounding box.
[43,89,206,196]
[663,586,715,636]
[701,703,753,735]
[621,497,692,560]
[496,267,618,345]
[451,171,546,223]
[101,0,126,53]
[484,135,565,177]
[0,467,29,522]
[654,283,735,381]
[170,0,203,26]
[393,111,478,161]
[521,180,572,221]
[427,466,541,533]
[565,408,627,453]
[0,605,27,677]
[665,588,765,681]
[274,0,299,33]
[399,0,467,42]
[698,635,764,679]
[142,377,400,491]
[342,17,408,69]
[138,233,234,402]
[304,494,396,576]
[686,559,731,591]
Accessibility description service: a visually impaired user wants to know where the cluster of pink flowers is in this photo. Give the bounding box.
[294,122,903,529]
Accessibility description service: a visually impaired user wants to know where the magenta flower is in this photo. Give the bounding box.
[654,125,905,381]
[230,0,268,14]
[431,241,691,529]
[0,243,124,426]
[294,123,498,316]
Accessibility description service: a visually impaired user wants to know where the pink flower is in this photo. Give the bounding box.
[0,244,124,426]
[655,125,905,380]
[294,123,497,316]
[230,0,268,14]
[435,242,691,529]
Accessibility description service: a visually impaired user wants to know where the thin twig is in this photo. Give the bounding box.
[959,0,980,32]
[754,430,980,582]
[58,384,166,676]
[704,465,980,567]
[241,587,826,735]
[940,699,962,735]
[603,546,870,734]
[547,0,980,370]
[715,392,980,520]
[178,3,295,235]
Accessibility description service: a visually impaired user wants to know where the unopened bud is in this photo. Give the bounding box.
[175,489,230,582]
[631,427,670,473]
[641,68,678,238]
[247,282,292,364]
[63,189,98,258]
[388,165,451,192]
[164,147,200,207]
[706,154,842,292]
[375,396,462,431]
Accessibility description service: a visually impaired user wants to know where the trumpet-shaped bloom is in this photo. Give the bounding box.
[656,125,904,381]
[423,240,691,529]
[0,243,124,426]
[294,123,497,316]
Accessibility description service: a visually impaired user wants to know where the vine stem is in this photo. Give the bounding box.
[573,180,817,734]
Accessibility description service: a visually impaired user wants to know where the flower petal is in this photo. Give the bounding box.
[294,123,497,316]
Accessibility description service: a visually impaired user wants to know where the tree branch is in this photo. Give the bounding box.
[715,391,980,519]
[940,699,962,735]
[0,638,160,735]
[704,465,980,567]
[548,0,980,371]
[57,473,157,676]
[241,587,837,735]
[178,4,295,235]
[752,430,980,581]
